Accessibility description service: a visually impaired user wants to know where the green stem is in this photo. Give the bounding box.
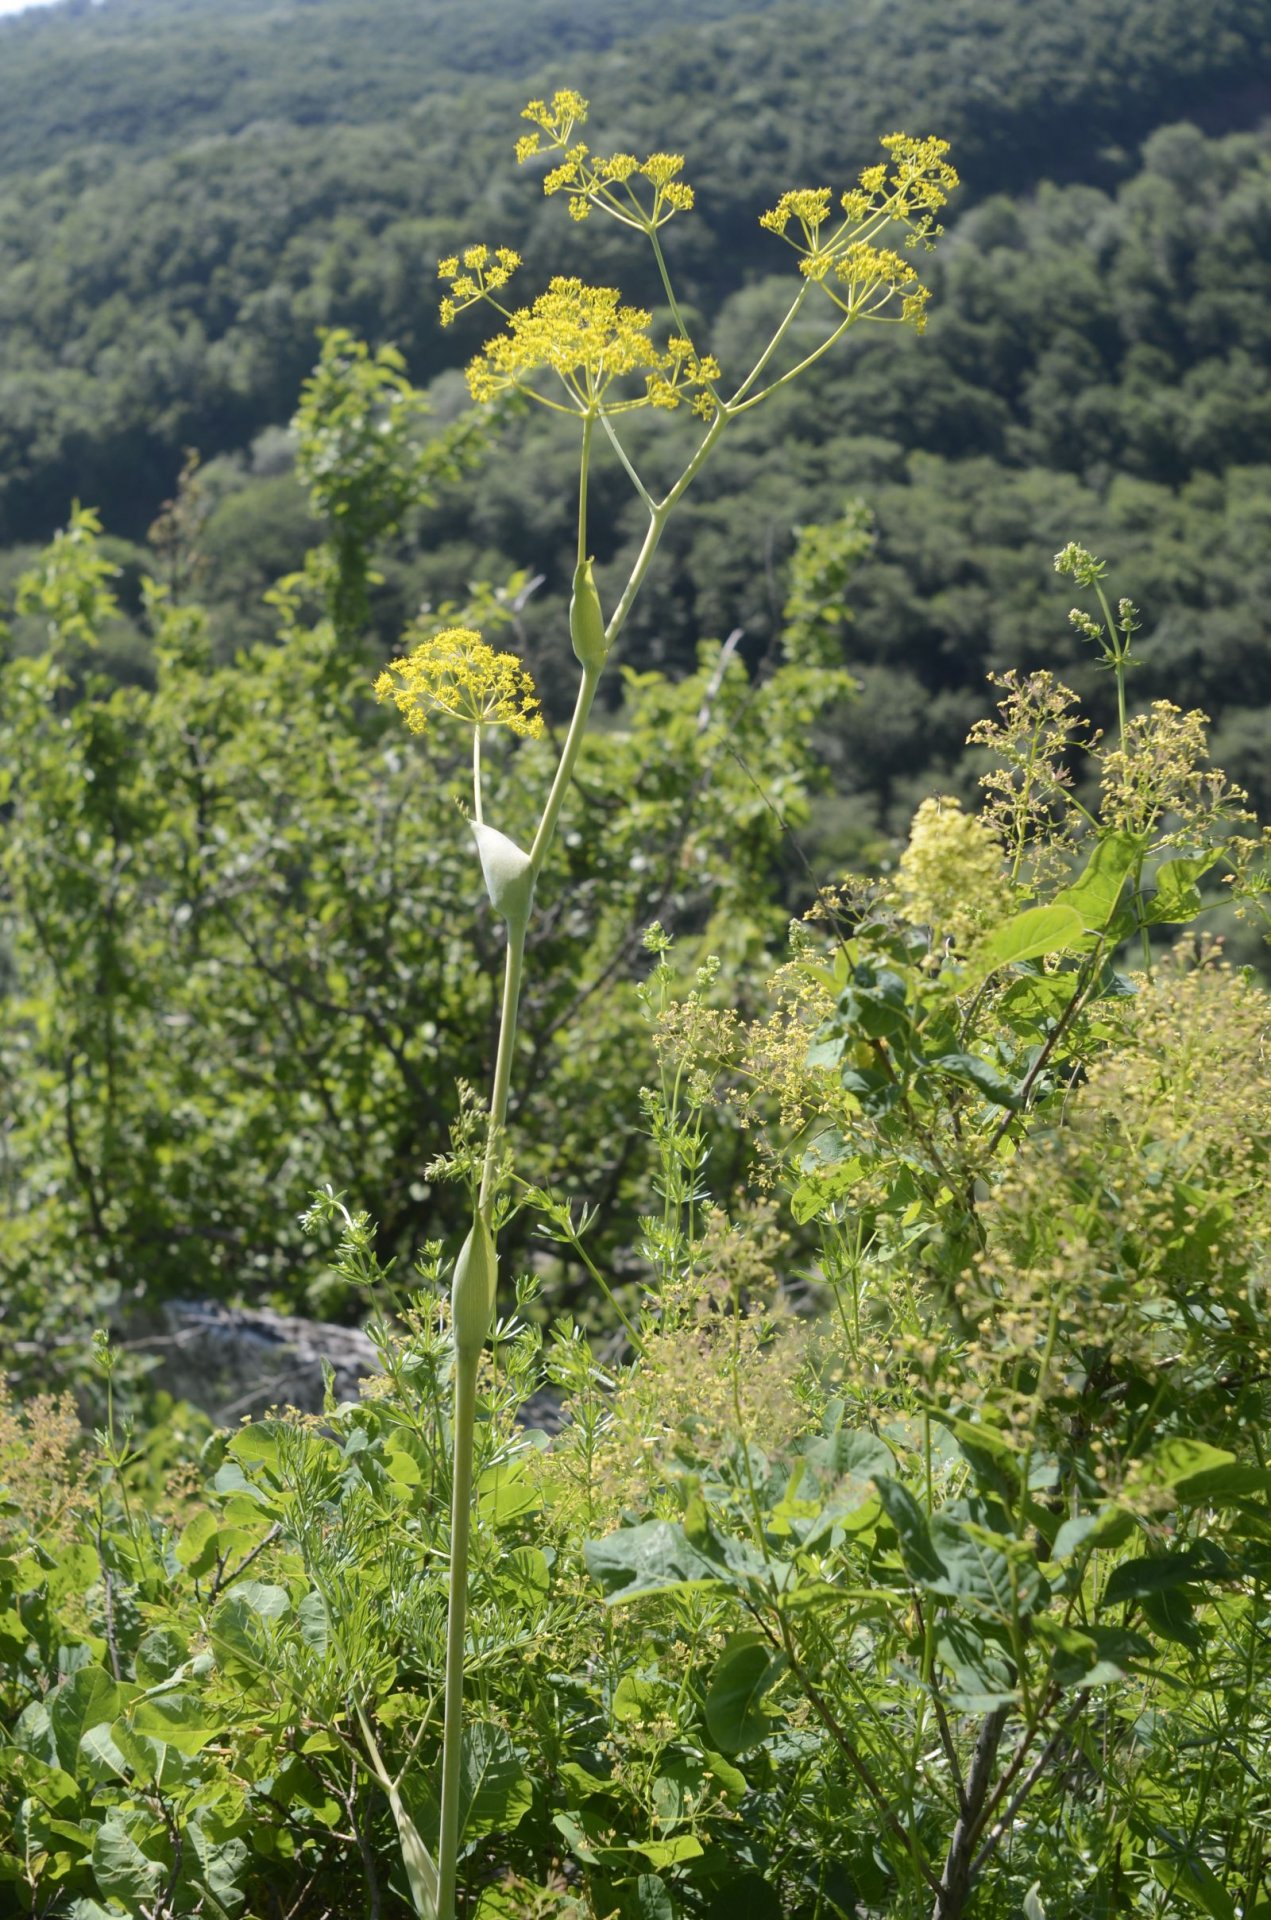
[472,726,484,826]
[727,282,811,410]
[577,410,593,565]
[436,1342,480,1918]
[437,382,730,1920]
[478,918,527,1216]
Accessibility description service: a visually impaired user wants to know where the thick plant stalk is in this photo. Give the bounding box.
[436,1340,480,1919]
[930,1705,1009,1920]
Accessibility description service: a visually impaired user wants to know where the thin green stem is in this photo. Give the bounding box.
[730,295,862,415]
[472,726,484,826]
[578,410,593,565]
[478,920,526,1216]
[599,409,654,510]
[437,1343,480,1919]
[1092,583,1153,974]
[727,282,812,409]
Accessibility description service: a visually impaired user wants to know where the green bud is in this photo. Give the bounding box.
[451,1215,497,1354]
[569,557,607,673]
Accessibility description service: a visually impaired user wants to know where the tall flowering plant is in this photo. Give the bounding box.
[374,88,957,1918]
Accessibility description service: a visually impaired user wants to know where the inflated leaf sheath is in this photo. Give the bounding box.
[471,821,535,929]
[569,557,607,674]
[452,1215,498,1354]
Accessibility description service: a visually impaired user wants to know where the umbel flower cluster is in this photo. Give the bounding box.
[759,133,959,330]
[436,90,957,416]
[449,274,721,415]
[515,87,694,227]
[374,628,544,738]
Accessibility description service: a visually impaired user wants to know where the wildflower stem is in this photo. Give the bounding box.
[1093,583,1152,973]
[599,410,653,510]
[648,224,720,411]
[437,1341,480,1919]
[478,921,527,1215]
[731,295,861,415]
[727,282,811,410]
[578,409,594,564]
[472,725,484,825]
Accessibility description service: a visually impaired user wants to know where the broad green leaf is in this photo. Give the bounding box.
[585,1520,762,1606]
[873,1480,947,1587]
[210,1583,291,1678]
[930,1051,1022,1109]
[91,1816,164,1907]
[132,1691,222,1756]
[791,1155,865,1223]
[228,1424,283,1477]
[1051,1505,1134,1559]
[495,1545,550,1602]
[612,1672,670,1726]
[297,1589,330,1653]
[477,1459,541,1526]
[134,1626,188,1686]
[1138,1439,1271,1506]
[49,1666,119,1776]
[1052,831,1143,929]
[13,1701,60,1767]
[107,1721,164,1787]
[704,1635,784,1752]
[459,1723,533,1841]
[703,1750,748,1798]
[1139,1438,1232,1488]
[929,1516,1026,1617]
[616,1875,674,1920]
[78,1723,130,1784]
[804,1427,893,1482]
[935,1616,1018,1711]
[1142,852,1216,926]
[186,1816,251,1917]
[633,1835,704,1868]
[970,904,1085,977]
[1103,1551,1217,1605]
[43,1542,100,1602]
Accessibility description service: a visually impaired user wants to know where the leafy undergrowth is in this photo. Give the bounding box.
[4,906,1271,1919]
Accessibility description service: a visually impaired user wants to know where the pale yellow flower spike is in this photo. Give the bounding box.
[895,795,1004,948]
[374,628,545,739]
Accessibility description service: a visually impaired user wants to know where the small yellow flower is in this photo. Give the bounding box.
[521,94,695,231]
[375,628,545,738]
[436,245,523,325]
[759,188,832,238]
[522,89,589,136]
